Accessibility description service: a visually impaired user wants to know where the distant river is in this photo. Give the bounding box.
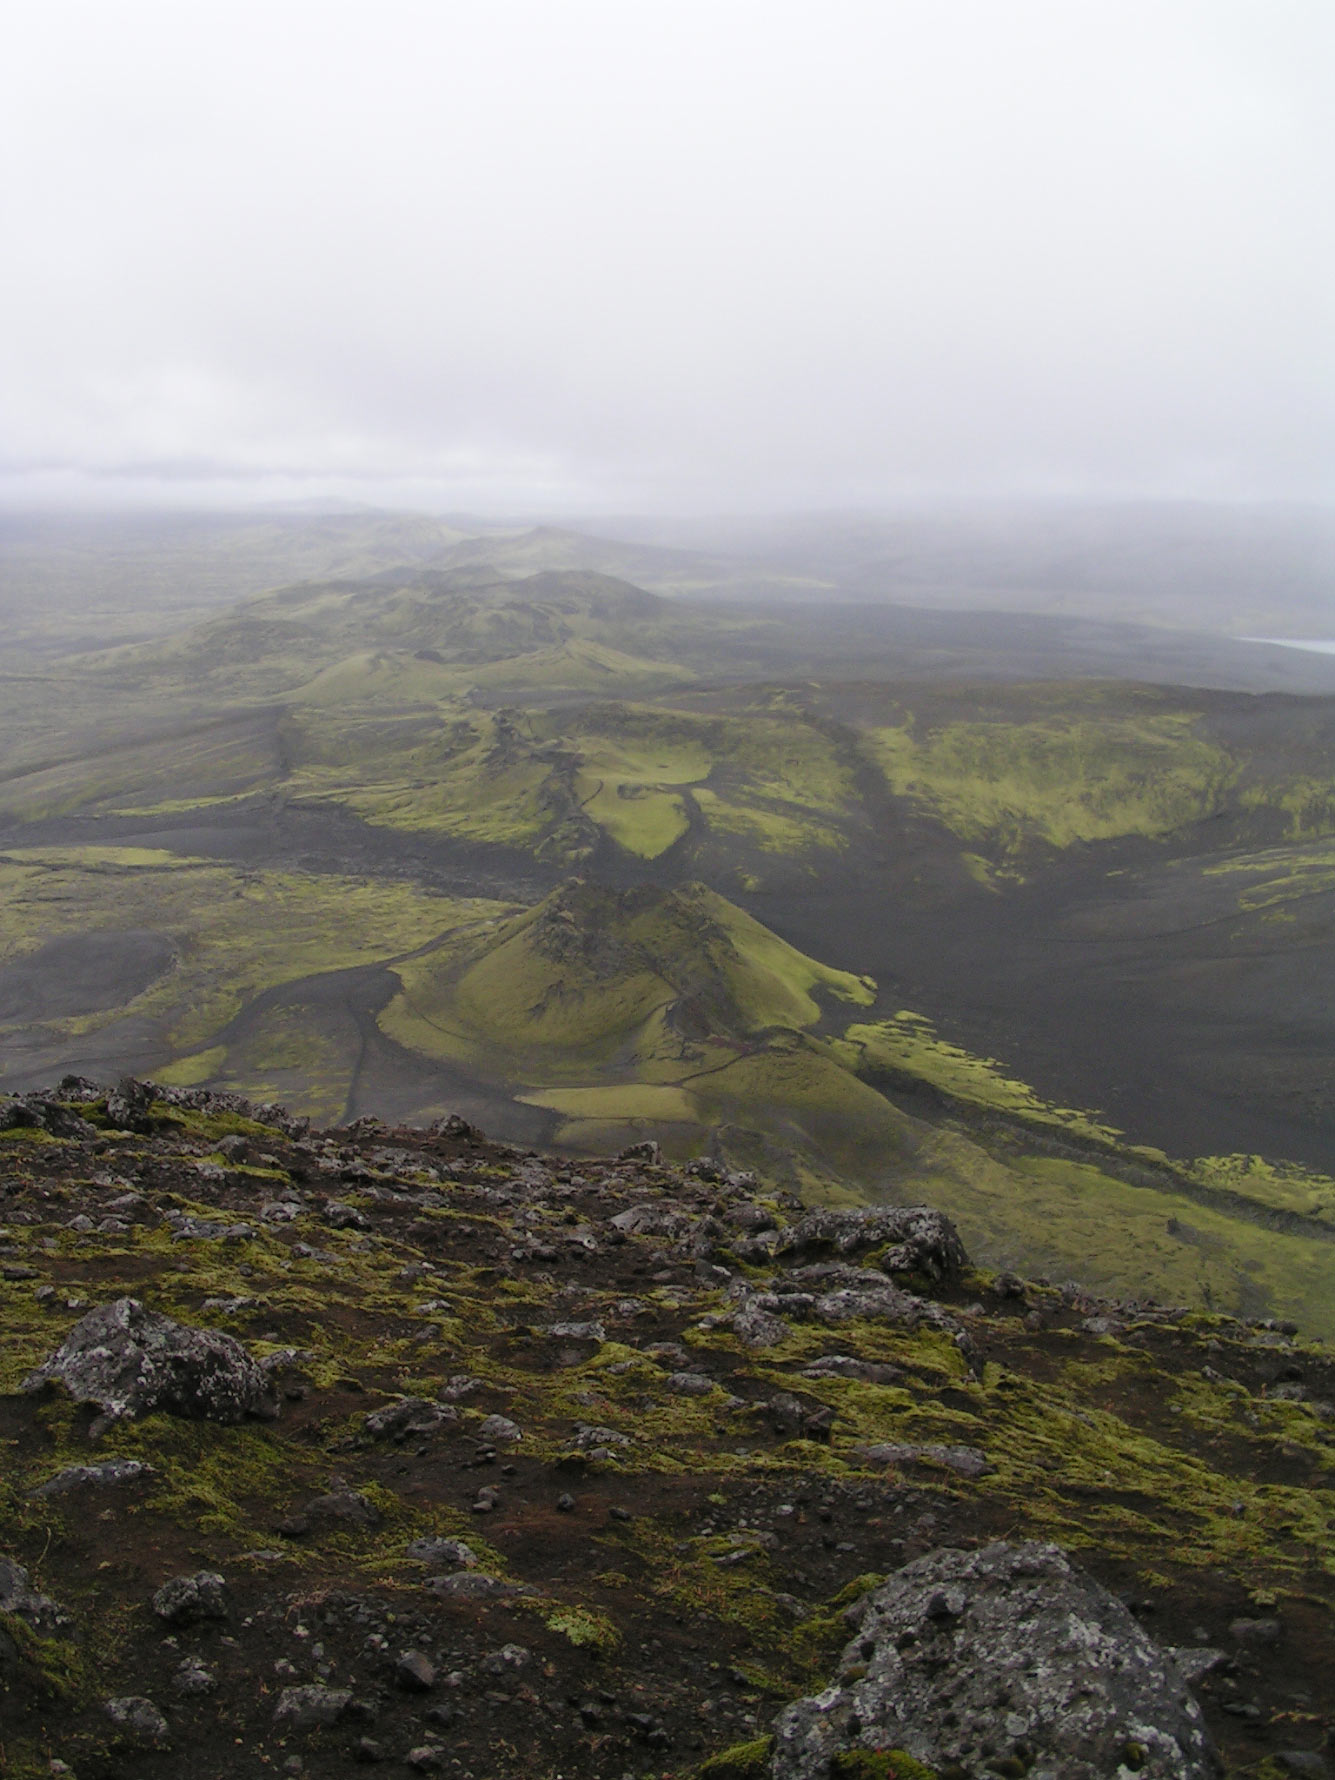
[1244,637,1335,655]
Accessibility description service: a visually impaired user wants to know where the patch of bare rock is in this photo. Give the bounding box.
[772,1541,1218,1779]
[21,1295,278,1433]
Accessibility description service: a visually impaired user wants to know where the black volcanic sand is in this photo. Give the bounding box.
[0,931,175,1023]
[7,787,1335,1173]
[753,863,1335,1176]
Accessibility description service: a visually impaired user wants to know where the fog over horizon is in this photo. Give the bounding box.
[3,1,1333,515]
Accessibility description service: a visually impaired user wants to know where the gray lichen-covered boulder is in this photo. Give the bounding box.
[151,1571,230,1626]
[726,1267,974,1360]
[104,1695,171,1748]
[769,1541,1218,1780]
[32,1458,153,1497]
[775,1204,968,1280]
[363,1396,459,1441]
[21,1297,278,1431]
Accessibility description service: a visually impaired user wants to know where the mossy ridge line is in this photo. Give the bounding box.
[834,1011,1335,1328]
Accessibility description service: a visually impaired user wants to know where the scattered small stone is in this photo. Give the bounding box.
[1082,1314,1127,1337]
[33,1458,152,1496]
[1168,1645,1229,1685]
[272,1684,354,1730]
[801,1354,902,1384]
[618,1139,661,1163]
[570,1422,632,1452]
[172,1657,218,1696]
[363,1397,458,1441]
[1230,1615,1281,1645]
[477,1413,522,1442]
[152,1570,229,1625]
[0,1559,67,1634]
[545,1320,606,1342]
[858,1441,994,1479]
[406,1536,478,1568]
[104,1695,170,1747]
[298,1480,382,1529]
[731,1298,793,1348]
[395,1649,436,1691]
[666,1370,715,1395]
[439,1373,482,1400]
[324,1202,370,1230]
[480,1643,531,1675]
[424,1572,529,1601]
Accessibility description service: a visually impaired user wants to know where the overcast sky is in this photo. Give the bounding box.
[2,1,1332,513]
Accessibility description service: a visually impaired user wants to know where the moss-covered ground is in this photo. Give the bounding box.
[0,1092,1331,1775]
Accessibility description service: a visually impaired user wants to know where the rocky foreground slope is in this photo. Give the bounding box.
[1,1081,1334,1779]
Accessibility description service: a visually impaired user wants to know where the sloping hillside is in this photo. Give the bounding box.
[1,1084,1333,1777]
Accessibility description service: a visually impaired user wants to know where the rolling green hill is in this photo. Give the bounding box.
[5,546,1335,1336]
[4,848,1335,1334]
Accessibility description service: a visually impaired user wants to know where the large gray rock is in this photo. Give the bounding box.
[406,1536,478,1568]
[32,1458,152,1497]
[728,1267,972,1357]
[104,1695,171,1747]
[770,1541,1218,1780]
[776,1205,968,1280]
[151,1571,229,1625]
[22,1298,277,1431]
[363,1396,458,1441]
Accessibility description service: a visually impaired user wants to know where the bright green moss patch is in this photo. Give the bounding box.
[521,1083,697,1122]
[967,1360,1335,1581]
[579,780,691,857]
[542,1605,621,1651]
[696,1735,774,1777]
[693,786,846,857]
[867,705,1237,854]
[1188,1153,1335,1227]
[832,1754,940,1780]
[105,1417,308,1543]
[153,1046,228,1087]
